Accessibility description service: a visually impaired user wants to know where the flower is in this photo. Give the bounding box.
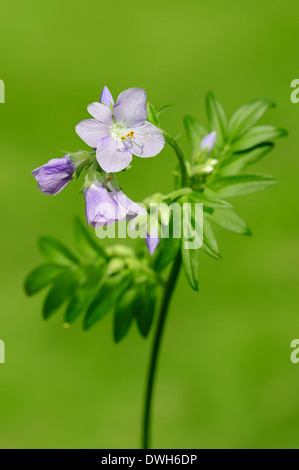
[84,177,147,228]
[76,86,165,173]
[32,155,76,195]
[201,131,216,152]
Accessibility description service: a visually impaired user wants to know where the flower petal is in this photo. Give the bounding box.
[128,122,165,157]
[113,88,147,127]
[111,190,147,220]
[87,102,113,125]
[75,119,110,147]
[32,155,74,196]
[96,136,132,173]
[100,86,114,107]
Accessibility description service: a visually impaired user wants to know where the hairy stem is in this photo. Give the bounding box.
[142,252,182,449]
[142,132,188,449]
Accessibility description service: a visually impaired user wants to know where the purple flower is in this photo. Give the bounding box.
[84,179,147,228]
[146,228,161,255]
[76,86,165,173]
[32,155,75,195]
[201,131,216,152]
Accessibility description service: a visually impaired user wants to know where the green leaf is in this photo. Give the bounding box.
[24,263,66,296]
[38,236,79,266]
[181,206,199,290]
[229,98,275,141]
[219,144,274,175]
[202,215,221,260]
[163,188,192,202]
[184,115,207,153]
[81,263,106,289]
[187,191,232,209]
[65,288,92,324]
[136,283,157,338]
[43,271,79,319]
[182,244,199,291]
[74,217,108,259]
[231,125,287,152]
[206,92,228,148]
[153,213,181,272]
[114,288,138,342]
[209,208,251,236]
[83,270,133,330]
[210,174,277,198]
[154,237,180,272]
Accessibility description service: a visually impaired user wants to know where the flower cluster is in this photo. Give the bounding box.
[32,86,165,252]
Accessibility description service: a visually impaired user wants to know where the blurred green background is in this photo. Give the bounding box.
[0,0,299,449]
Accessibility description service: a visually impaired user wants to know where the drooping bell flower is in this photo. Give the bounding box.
[76,86,165,173]
[32,155,76,195]
[84,176,147,228]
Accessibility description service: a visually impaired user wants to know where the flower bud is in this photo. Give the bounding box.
[32,155,76,195]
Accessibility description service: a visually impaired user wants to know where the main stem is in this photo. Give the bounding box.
[142,131,188,449]
[142,252,182,449]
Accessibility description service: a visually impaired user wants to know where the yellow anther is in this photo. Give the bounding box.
[127,131,135,139]
[121,135,126,140]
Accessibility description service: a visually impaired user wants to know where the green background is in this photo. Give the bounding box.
[0,0,299,449]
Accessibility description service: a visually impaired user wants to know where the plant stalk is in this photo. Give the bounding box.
[142,129,188,449]
[142,251,182,449]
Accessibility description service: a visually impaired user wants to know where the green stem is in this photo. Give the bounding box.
[142,252,182,449]
[142,131,188,449]
[162,131,189,187]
